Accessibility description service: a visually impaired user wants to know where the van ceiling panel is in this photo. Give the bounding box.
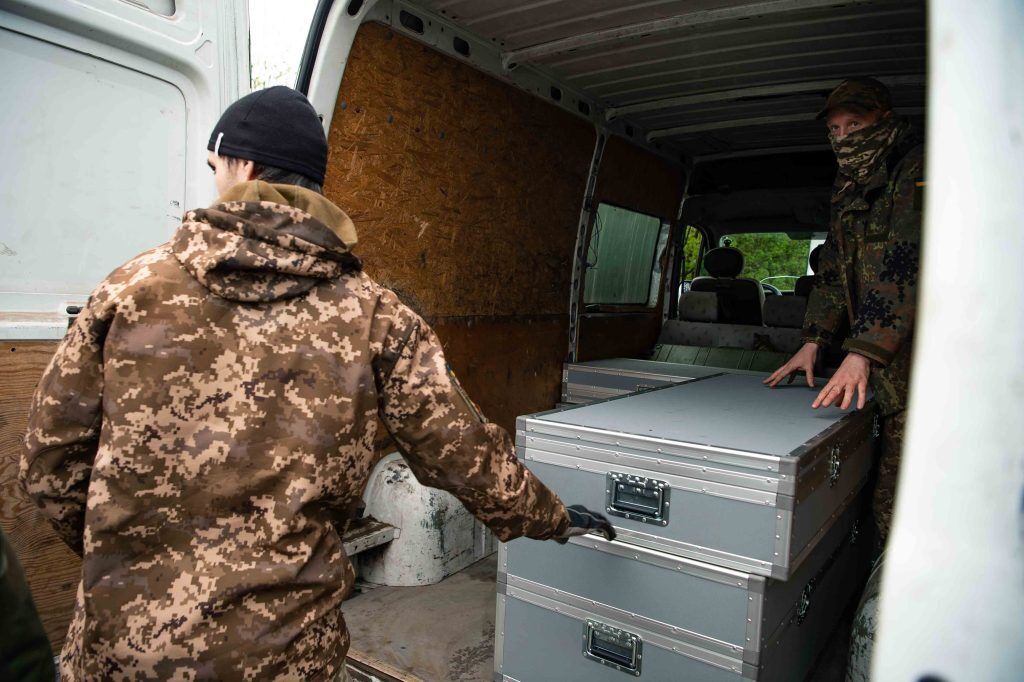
[414,0,926,161]
[427,0,762,50]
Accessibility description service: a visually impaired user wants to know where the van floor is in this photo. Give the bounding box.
[342,553,854,682]
[343,555,498,681]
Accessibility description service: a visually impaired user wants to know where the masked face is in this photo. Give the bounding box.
[825,109,887,141]
[827,111,900,183]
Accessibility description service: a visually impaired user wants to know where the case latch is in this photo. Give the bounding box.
[795,584,813,625]
[606,473,670,526]
[828,446,841,487]
[583,620,642,676]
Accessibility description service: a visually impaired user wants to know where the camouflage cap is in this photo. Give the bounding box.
[817,77,892,119]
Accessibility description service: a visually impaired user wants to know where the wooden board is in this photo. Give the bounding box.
[577,136,685,361]
[0,340,80,650]
[324,23,595,430]
[347,649,425,682]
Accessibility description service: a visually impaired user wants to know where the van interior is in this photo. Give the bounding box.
[298,2,927,679]
[0,0,943,680]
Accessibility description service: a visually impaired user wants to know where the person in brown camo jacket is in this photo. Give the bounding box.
[20,86,613,681]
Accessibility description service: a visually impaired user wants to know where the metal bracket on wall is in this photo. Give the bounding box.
[664,163,694,323]
[566,131,607,363]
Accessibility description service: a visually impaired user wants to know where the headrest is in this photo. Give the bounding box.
[794,275,816,299]
[763,295,807,329]
[678,291,718,322]
[703,247,744,278]
[808,244,824,274]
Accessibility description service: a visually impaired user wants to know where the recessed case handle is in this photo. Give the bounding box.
[605,472,671,526]
[583,620,642,676]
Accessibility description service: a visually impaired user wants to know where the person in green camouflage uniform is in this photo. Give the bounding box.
[766,78,924,545]
[20,87,611,681]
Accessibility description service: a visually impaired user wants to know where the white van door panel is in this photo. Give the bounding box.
[0,0,248,338]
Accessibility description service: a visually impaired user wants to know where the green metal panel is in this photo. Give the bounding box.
[651,344,789,372]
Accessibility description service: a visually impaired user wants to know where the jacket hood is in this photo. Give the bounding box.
[172,181,361,302]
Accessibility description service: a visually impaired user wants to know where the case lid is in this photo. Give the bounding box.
[567,358,723,378]
[540,373,853,457]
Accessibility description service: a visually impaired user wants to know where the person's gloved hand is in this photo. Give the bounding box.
[554,504,616,544]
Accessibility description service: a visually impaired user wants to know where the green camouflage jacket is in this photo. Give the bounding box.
[21,181,569,681]
[803,121,925,415]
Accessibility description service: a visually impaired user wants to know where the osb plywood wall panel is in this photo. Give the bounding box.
[324,23,596,430]
[594,136,683,222]
[577,137,684,361]
[324,23,594,320]
[576,314,662,363]
[432,317,567,430]
[0,341,81,649]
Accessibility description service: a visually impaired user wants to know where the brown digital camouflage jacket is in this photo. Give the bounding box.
[803,119,925,415]
[21,181,569,681]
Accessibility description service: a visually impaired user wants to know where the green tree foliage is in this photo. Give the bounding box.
[251,58,293,91]
[722,234,810,289]
[680,228,813,291]
[681,226,703,280]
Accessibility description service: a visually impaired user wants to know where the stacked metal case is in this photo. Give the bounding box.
[495,373,877,681]
[561,358,767,405]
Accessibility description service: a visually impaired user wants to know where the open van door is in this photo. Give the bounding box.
[0,0,249,339]
[0,0,248,649]
[873,0,1024,678]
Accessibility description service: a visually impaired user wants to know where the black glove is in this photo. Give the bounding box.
[554,504,616,544]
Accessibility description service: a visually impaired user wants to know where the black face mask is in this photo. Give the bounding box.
[830,116,903,184]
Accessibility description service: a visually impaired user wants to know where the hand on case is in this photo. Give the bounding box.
[555,505,617,543]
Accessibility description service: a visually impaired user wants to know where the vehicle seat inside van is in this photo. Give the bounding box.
[664,291,803,353]
[678,290,718,323]
[793,244,823,298]
[690,247,764,326]
[762,295,807,330]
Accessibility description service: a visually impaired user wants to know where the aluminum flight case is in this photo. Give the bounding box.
[561,359,733,404]
[517,373,877,579]
[494,486,872,682]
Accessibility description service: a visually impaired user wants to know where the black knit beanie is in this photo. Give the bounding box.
[207,86,328,185]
